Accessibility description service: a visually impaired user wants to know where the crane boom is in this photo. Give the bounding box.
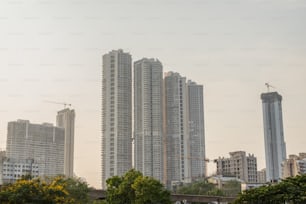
[44,100,72,108]
[265,83,275,92]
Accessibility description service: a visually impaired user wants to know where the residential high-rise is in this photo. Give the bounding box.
[215,151,258,183]
[188,80,206,180]
[261,92,287,182]
[164,72,206,188]
[56,108,75,177]
[102,49,132,189]
[6,120,65,177]
[134,58,164,182]
[164,72,189,187]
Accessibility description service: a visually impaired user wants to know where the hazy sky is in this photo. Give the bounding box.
[0,0,306,188]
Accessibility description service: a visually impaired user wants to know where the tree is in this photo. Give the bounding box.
[0,176,89,204]
[132,176,171,204]
[105,169,171,204]
[176,179,224,196]
[234,174,306,204]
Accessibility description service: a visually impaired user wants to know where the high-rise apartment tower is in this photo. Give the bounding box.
[102,49,132,189]
[6,120,65,177]
[134,58,164,182]
[188,80,206,180]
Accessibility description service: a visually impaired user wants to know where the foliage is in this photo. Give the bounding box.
[176,179,224,196]
[234,174,306,204]
[0,176,89,204]
[222,180,241,197]
[105,169,171,204]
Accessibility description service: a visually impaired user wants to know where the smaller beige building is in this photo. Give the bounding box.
[257,168,266,184]
[215,151,257,183]
[282,153,306,178]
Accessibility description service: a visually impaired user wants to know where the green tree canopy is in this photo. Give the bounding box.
[0,176,89,204]
[234,174,306,204]
[105,169,171,204]
[176,179,224,196]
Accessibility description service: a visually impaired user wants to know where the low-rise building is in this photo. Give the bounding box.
[215,151,258,183]
[282,153,306,178]
[257,168,267,184]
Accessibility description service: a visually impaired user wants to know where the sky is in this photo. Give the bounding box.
[0,0,306,188]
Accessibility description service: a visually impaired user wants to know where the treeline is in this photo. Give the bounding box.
[234,174,306,204]
[0,176,90,204]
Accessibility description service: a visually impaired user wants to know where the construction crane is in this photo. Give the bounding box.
[265,83,275,92]
[44,100,72,108]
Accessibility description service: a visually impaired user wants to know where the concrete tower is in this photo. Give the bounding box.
[134,58,164,182]
[261,91,286,182]
[102,49,132,189]
[164,72,190,188]
[56,108,75,177]
[187,80,206,180]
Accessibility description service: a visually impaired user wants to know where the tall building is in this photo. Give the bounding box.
[215,151,258,183]
[102,49,132,189]
[261,92,287,182]
[6,120,65,177]
[188,80,206,180]
[56,108,75,177]
[134,58,164,182]
[164,72,206,188]
[164,72,190,188]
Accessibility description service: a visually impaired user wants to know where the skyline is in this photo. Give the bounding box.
[1,0,306,188]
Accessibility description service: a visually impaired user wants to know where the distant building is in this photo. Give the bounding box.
[261,92,287,182]
[282,153,306,178]
[134,58,164,182]
[257,168,267,184]
[1,158,40,184]
[57,108,75,178]
[164,72,206,188]
[215,151,257,183]
[164,72,190,187]
[187,80,206,180]
[6,120,65,177]
[101,49,132,189]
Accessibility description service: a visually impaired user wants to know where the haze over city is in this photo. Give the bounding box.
[0,0,306,188]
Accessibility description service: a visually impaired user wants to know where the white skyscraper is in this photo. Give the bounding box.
[164,72,190,187]
[102,49,132,189]
[6,120,65,177]
[188,80,206,180]
[261,92,286,182]
[134,58,164,182]
[56,108,75,177]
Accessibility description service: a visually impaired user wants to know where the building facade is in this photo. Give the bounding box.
[56,108,75,177]
[1,158,40,184]
[261,92,287,182]
[188,80,206,180]
[164,72,190,187]
[257,168,267,184]
[215,151,257,183]
[102,49,132,189]
[6,120,65,177]
[134,58,164,182]
[282,153,306,178]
